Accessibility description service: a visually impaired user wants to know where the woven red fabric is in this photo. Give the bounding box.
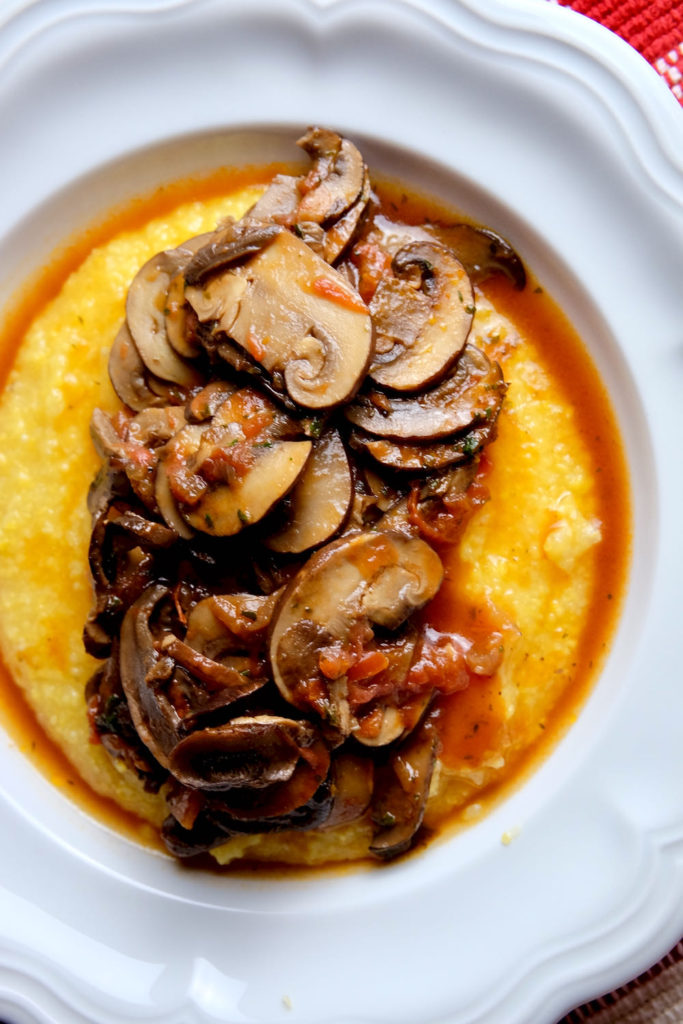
[556,0,683,104]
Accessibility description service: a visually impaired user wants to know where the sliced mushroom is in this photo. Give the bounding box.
[357,213,526,289]
[428,222,527,290]
[126,249,204,387]
[89,408,159,509]
[182,439,312,537]
[185,380,238,424]
[245,174,301,225]
[168,715,323,791]
[346,344,506,441]
[190,230,373,411]
[108,323,166,412]
[319,752,374,830]
[269,531,443,737]
[127,405,188,446]
[183,221,282,286]
[118,584,182,769]
[154,461,195,539]
[348,421,494,472]
[296,127,366,223]
[369,714,438,860]
[321,168,372,263]
[369,241,474,392]
[160,635,267,699]
[265,428,353,554]
[164,232,214,358]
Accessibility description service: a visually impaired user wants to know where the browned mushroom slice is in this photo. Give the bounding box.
[346,344,505,441]
[321,169,372,264]
[108,323,165,412]
[126,250,204,387]
[245,174,301,225]
[269,531,443,736]
[429,222,527,290]
[369,714,438,860]
[164,232,214,358]
[160,635,267,698]
[185,380,238,423]
[182,439,312,537]
[127,405,188,445]
[320,752,374,830]
[265,429,353,554]
[192,230,373,410]
[90,408,159,509]
[119,584,182,769]
[168,715,323,791]
[348,421,494,472]
[358,213,526,289]
[296,127,366,223]
[369,241,474,392]
[183,221,282,286]
[154,461,195,539]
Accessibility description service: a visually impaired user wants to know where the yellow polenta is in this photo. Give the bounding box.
[0,184,609,865]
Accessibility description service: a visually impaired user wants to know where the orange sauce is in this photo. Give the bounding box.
[0,167,631,856]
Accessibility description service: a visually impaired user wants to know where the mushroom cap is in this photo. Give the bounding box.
[369,241,474,392]
[296,127,366,224]
[168,715,324,792]
[265,428,353,554]
[369,714,438,859]
[346,344,506,441]
[118,584,182,770]
[126,249,204,387]
[189,230,374,411]
[269,531,444,731]
[348,421,495,472]
[182,439,312,537]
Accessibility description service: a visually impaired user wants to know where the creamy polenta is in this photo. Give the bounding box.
[0,157,629,867]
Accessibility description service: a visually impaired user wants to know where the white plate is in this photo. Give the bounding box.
[0,2,682,1022]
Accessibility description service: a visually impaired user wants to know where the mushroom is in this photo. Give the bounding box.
[126,248,205,387]
[185,591,284,654]
[187,230,373,411]
[185,380,238,423]
[320,168,372,263]
[369,241,474,392]
[155,387,312,537]
[108,323,169,412]
[168,715,326,791]
[183,221,282,286]
[164,232,215,357]
[428,222,527,290]
[180,438,312,537]
[265,428,353,554]
[86,647,169,791]
[346,344,506,441]
[269,531,443,739]
[296,126,367,224]
[369,713,438,860]
[354,213,526,289]
[118,584,183,769]
[245,174,301,225]
[319,752,374,830]
[348,421,495,472]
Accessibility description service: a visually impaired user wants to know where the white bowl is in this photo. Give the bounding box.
[0,2,682,1022]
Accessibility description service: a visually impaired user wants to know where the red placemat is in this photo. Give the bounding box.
[550,3,681,1019]
[556,0,683,104]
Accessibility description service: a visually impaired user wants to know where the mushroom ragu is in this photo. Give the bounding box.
[0,125,629,871]
[83,127,518,861]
